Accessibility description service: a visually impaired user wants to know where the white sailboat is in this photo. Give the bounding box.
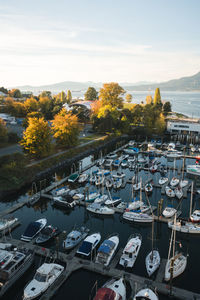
[87,203,115,215]
[174,186,183,199]
[94,277,126,300]
[170,158,179,187]
[163,206,177,218]
[119,234,142,268]
[165,186,175,198]
[165,215,187,281]
[133,288,159,300]
[145,220,160,276]
[159,177,168,185]
[180,154,188,188]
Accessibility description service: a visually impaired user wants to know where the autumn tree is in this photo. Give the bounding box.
[38,96,53,119]
[125,93,132,103]
[24,97,38,113]
[8,89,22,98]
[22,111,44,128]
[67,90,72,103]
[84,87,98,101]
[99,83,125,108]
[52,109,80,147]
[146,95,153,104]
[0,87,8,94]
[20,117,52,158]
[154,113,166,134]
[0,118,8,142]
[39,91,52,99]
[153,88,162,106]
[163,101,172,115]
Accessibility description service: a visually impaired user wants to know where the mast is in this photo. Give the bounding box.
[182,147,186,180]
[189,181,194,218]
[151,218,154,260]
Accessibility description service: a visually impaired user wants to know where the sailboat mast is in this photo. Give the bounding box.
[172,214,177,258]
[189,181,194,218]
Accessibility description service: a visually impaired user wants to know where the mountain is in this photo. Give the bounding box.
[125,71,200,91]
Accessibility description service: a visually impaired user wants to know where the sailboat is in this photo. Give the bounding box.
[165,215,187,281]
[94,277,126,300]
[133,288,159,300]
[170,158,179,187]
[180,153,188,188]
[145,219,160,276]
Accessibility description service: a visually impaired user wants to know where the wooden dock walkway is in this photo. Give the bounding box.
[1,237,200,300]
[0,201,27,218]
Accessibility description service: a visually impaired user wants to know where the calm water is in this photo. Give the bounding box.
[1,153,200,299]
[73,90,200,118]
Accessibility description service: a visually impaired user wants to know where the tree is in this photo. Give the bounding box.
[125,93,132,103]
[20,117,52,158]
[24,97,38,113]
[154,113,166,134]
[39,91,52,99]
[8,89,22,98]
[163,101,172,115]
[84,87,98,101]
[67,90,72,103]
[38,97,53,119]
[99,83,125,108]
[146,95,153,105]
[22,111,43,128]
[153,88,162,106]
[0,118,8,142]
[52,109,80,147]
[0,87,8,94]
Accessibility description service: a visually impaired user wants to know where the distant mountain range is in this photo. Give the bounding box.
[125,71,200,91]
[13,71,200,93]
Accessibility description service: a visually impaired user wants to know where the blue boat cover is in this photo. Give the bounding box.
[98,240,115,254]
[78,241,92,255]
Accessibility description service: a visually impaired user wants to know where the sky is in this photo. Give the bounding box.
[0,0,200,87]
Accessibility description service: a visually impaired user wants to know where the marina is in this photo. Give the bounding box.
[1,141,200,299]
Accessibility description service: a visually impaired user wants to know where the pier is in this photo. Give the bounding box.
[1,237,200,300]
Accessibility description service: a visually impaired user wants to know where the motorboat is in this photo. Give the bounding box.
[87,203,115,215]
[119,234,142,268]
[76,232,101,257]
[162,207,177,218]
[165,186,175,198]
[132,181,141,191]
[180,179,188,188]
[35,225,60,244]
[170,177,179,187]
[94,194,109,204]
[106,153,118,159]
[104,159,113,168]
[145,183,153,193]
[133,288,159,300]
[78,173,88,183]
[113,178,122,189]
[63,226,90,250]
[21,218,47,242]
[73,193,84,201]
[95,175,104,186]
[23,263,64,300]
[175,186,183,199]
[123,211,153,223]
[112,159,121,168]
[187,164,200,176]
[51,186,70,197]
[0,216,18,233]
[158,177,168,185]
[145,250,160,277]
[165,252,187,281]
[53,195,76,208]
[190,210,200,223]
[94,277,126,300]
[149,164,158,173]
[121,160,128,168]
[96,234,119,266]
[126,199,143,211]
[68,172,79,182]
[112,172,125,179]
[105,196,121,207]
[0,246,34,297]
[105,178,113,188]
[85,192,100,202]
[168,142,175,150]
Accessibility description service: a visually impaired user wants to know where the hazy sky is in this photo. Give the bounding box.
[1,0,200,86]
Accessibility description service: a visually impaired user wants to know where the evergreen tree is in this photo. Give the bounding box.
[67,90,72,103]
[163,101,172,115]
[84,87,98,101]
[146,95,153,104]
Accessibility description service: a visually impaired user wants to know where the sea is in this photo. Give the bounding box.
[1,151,200,300]
[72,90,200,118]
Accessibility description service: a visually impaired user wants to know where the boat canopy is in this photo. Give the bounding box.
[23,222,41,237]
[94,287,117,300]
[98,240,115,254]
[78,241,92,254]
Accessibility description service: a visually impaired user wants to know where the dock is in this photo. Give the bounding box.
[1,237,200,300]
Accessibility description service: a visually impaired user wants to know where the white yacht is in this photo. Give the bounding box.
[158,177,168,185]
[94,194,109,204]
[175,186,183,199]
[87,203,115,215]
[170,177,179,187]
[119,234,142,268]
[21,218,47,242]
[0,216,18,233]
[78,173,88,183]
[96,234,119,266]
[23,263,64,300]
[165,186,175,198]
[145,250,160,277]
[133,288,159,300]
[168,219,200,234]
[180,179,188,188]
[63,226,90,250]
[94,277,126,300]
[123,211,153,223]
[0,246,34,297]
[162,207,177,218]
[85,192,100,202]
[76,232,101,256]
[105,196,121,207]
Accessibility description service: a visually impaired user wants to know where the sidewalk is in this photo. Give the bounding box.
[0,144,22,157]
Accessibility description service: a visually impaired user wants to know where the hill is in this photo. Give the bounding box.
[125,71,200,91]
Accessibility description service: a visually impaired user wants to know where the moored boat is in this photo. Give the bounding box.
[133,288,159,300]
[78,173,88,183]
[68,172,79,182]
[190,210,200,223]
[165,186,175,198]
[123,211,153,223]
[105,196,121,207]
[158,177,168,185]
[35,225,60,244]
[96,234,119,266]
[76,232,101,257]
[87,203,115,215]
[63,226,90,250]
[119,234,142,268]
[0,216,18,233]
[94,277,126,300]
[145,250,160,277]
[21,218,47,242]
[162,206,177,218]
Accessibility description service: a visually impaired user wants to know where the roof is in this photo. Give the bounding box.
[69,101,93,110]
[37,263,59,275]
[98,240,115,254]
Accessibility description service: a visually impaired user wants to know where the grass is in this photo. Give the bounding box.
[79,133,104,144]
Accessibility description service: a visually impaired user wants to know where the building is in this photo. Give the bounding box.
[167,117,200,135]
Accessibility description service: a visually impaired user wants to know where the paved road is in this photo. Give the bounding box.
[0,144,22,157]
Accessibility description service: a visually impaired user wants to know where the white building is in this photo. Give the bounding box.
[167,118,200,135]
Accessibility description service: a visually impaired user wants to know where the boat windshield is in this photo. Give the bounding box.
[34,271,48,282]
[23,222,41,237]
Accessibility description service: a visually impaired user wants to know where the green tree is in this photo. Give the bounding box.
[84,87,98,101]
[99,83,125,108]
[153,88,162,106]
[67,90,72,103]
[0,118,8,142]
[8,89,22,98]
[20,117,52,158]
[146,95,153,104]
[39,91,52,99]
[125,93,132,103]
[163,101,172,115]
[0,87,8,94]
[38,97,53,119]
[52,109,80,147]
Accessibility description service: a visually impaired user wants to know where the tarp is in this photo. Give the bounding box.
[98,240,115,254]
